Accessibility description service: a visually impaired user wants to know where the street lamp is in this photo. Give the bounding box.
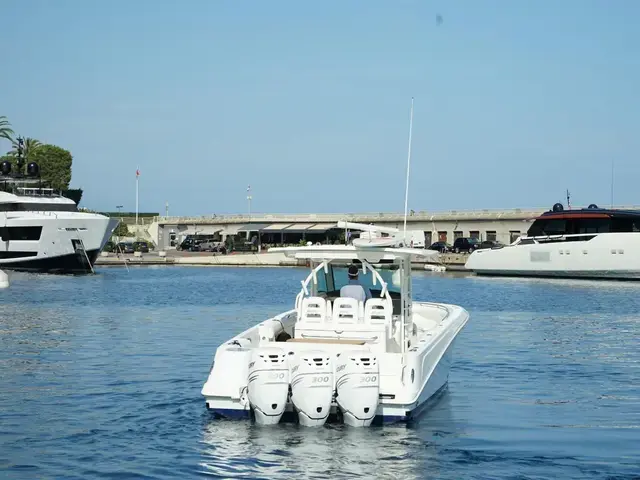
[246,185,253,240]
[116,205,123,243]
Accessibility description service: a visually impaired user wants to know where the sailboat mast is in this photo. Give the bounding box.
[402,97,414,245]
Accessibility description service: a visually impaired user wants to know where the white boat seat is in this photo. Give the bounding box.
[300,296,329,324]
[364,298,392,326]
[332,298,362,324]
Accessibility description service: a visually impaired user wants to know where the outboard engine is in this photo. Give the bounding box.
[247,347,289,425]
[335,351,380,427]
[289,350,334,427]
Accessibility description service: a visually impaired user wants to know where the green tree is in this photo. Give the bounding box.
[62,188,83,205]
[113,222,130,237]
[9,137,42,162]
[29,144,72,190]
[0,116,13,142]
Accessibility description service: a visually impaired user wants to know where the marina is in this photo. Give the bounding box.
[2,1,638,478]
[1,266,638,478]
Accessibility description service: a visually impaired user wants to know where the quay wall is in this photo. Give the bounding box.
[96,251,469,270]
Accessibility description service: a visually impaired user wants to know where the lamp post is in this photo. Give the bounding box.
[246,185,252,240]
[116,205,123,243]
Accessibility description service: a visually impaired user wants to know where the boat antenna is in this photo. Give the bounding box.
[566,189,571,210]
[402,97,414,245]
[610,159,614,208]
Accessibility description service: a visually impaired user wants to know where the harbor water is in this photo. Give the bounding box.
[1,266,638,479]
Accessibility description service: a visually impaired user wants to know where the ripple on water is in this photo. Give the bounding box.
[1,267,639,479]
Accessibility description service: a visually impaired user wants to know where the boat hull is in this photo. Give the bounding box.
[0,214,118,274]
[202,303,468,425]
[204,346,452,424]
[465,232,640,280]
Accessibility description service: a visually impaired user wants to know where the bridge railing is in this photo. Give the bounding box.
[152,205,640,225]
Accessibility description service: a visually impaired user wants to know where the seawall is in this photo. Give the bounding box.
[95,251,469,271]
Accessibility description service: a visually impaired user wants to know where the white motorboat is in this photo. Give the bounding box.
[201,243,470,426]
[1,161,118,274]
[465,202,640,280]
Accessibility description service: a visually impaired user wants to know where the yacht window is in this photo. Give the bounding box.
[0,226,43,241]
[576,218,610,234]
[610,217,640,233]
[0,203,77,212]
[541,220,565,235]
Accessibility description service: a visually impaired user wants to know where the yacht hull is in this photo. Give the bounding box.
[466,232,640,281]
[0,214,118,274]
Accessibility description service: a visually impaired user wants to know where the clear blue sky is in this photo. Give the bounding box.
[1,0,639,215]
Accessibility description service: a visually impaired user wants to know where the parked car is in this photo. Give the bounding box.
[427,241,451,253]
[199,240,227,253]
[479,240,505,249]
[133,241,150,253]
[117,242,135,254]
[452,237,482,253]
[103,241,115,253]
[178,238,206,251]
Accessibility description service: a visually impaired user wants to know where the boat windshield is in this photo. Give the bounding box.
[315,264,402,297]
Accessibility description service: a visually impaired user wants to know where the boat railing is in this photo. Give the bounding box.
[15,187,62,197]
[516,232,603,244]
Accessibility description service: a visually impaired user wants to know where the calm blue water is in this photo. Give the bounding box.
[1,266,639,479]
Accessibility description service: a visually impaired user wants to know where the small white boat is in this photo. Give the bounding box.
[201,244,470,426]
[425,264,446,272]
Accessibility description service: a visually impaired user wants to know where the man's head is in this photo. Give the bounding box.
[348,265,359,279]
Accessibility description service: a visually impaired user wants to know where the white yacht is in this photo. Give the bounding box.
[1,163,118,274]
[465,202,640,280]
[201,243,470,426]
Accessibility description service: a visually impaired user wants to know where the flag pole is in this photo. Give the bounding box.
[136,167,139,226]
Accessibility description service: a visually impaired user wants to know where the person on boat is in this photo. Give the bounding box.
[340,264,372,302]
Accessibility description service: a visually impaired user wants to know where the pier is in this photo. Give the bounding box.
[95,250,471,270]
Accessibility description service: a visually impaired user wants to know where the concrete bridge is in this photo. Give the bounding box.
[130,204,640,249]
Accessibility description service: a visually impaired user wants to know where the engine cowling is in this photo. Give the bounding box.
[247,347,289,425]
[335,351,380,427]
[289,350,334,427]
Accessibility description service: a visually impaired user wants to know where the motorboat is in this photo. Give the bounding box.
[201,243,470,426]
[0,160,118,274]
[465,202,640,280]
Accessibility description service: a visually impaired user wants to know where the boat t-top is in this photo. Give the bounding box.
[201,242,470,426]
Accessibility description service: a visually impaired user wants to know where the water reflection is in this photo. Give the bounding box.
[199,391,457,479]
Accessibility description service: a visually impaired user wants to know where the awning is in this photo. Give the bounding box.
[283,223,316,233]
[307,223,337,232]
[237,223,272,232]
[262,223,293,232]
[182,227,223,235]
[219,225,244,235]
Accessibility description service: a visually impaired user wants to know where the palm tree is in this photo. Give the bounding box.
[0,116,13,142]
[10,137,42,161]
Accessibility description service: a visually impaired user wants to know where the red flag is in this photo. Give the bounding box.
[136,168,140,177]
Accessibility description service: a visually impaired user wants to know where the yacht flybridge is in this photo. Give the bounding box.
[466,203,640,280]
[201,244,470,426]
[0,158,118,274]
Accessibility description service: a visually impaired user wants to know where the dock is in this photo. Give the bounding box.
[95,251,470,271]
